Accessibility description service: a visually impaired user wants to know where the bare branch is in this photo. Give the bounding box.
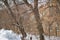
[23,0,33,8]
[3,0,27,39]
[2,0,17,23]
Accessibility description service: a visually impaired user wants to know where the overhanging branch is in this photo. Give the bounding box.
[23,0,33,8]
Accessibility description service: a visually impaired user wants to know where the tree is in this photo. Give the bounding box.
[23,0,44,40]
[2,0,45,40]
[2,0,27,40]
[34,0,44,40]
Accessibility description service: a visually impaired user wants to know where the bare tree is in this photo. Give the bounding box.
[23,0,44,40]
[34,0,44,40]
[2,0,27,40]
[2,0,45,40]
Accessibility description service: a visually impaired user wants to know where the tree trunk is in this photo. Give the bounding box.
[12,0,27,38]
[33,0,44,40]
[3,0,27,40]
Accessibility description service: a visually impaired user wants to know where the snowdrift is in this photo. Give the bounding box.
[0,29,60,40]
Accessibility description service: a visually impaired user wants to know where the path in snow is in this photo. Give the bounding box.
[0,29,60,40]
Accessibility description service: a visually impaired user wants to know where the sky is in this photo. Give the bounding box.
[0,0,48,9]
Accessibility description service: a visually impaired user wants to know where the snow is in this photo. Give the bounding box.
[0,29,60,40]
[0,29,40,40]
[0,29,21,40]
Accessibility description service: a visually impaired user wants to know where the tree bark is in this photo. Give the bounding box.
[33,0,44,40]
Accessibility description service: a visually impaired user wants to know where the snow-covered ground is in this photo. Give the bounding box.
[0,29,60,40]
[0,29,40,40]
